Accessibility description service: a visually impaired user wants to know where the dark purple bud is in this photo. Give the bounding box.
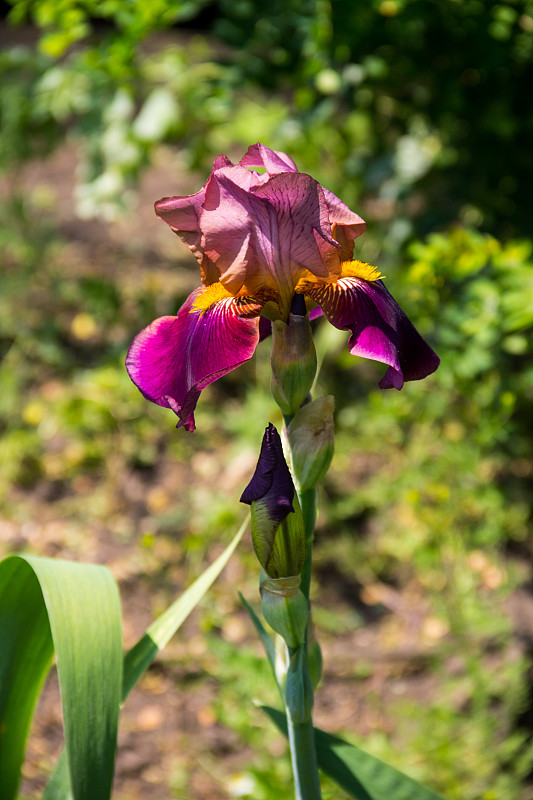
[241,424,305,578]
[241,423,295,520]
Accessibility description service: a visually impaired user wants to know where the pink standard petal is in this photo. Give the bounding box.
[305,277,439,389]
[241,144,365,260]
[126,289,260,431]
[322,187,366,261]
[240,145,365,260]
[154,154,234,285]
[239,143,298,174]
[200,170,341,314]
[154,154,261,235]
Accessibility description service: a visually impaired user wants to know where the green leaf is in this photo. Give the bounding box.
[0,554,122,800]
[262,705,447,800]
[239,591,279,689]
[42,750,71,800]
[123,518,248,698]
[45,518,248,798]
[0,557,54,800]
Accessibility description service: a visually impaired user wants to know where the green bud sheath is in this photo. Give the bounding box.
[250,494,306,578]
[270,314,317,417]
[242,424,307,578]
[260,575,308,649]
[287,396,335,491]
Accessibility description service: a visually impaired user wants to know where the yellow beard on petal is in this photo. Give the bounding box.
[190,282,262,318]
[295,260,384,296]
[190,282,235,313]
[340,260,384,281]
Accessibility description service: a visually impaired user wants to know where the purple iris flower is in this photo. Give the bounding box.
[126,143,439,431]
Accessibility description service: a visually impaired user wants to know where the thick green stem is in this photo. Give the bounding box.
[280,411,321,797]
[287,713,322,800]
[285,645,321,800]
[286,485,321,798]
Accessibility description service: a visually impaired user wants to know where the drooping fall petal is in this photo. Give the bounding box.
[305,277,440,389]
[126,288,261,432]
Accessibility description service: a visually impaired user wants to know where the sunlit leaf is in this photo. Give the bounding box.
[0,555,122,800]
[123,518,248,697]
[44,518,248,798]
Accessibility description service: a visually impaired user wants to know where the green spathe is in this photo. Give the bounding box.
[306,616,323,690]
[260,574,308,649]
[250,492,306,579]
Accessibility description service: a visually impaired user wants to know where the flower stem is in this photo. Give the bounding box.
[281,416,321,798]
[285,644,322,800]
[285,485,321,798]
[287,712,322,800]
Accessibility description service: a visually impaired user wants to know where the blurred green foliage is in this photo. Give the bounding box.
[1,1,533,798]
[2,0,533,234]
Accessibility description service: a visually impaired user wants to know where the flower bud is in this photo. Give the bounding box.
[260,574,308,649]
[241,424,306,578]
[287,396,335,490]
[270,312,317,417]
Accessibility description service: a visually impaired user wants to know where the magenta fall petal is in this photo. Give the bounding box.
[125,289,261,432]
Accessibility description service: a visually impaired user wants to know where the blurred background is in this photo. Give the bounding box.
[1,1,533,798]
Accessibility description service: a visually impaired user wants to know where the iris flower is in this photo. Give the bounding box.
[126,143,439,431]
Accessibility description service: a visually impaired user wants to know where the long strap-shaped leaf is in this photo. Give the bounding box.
[262,706,447,800]
[238,592,279,690]
[122,518,247,697]
[43,518,248,800]
[0,555,122,800]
